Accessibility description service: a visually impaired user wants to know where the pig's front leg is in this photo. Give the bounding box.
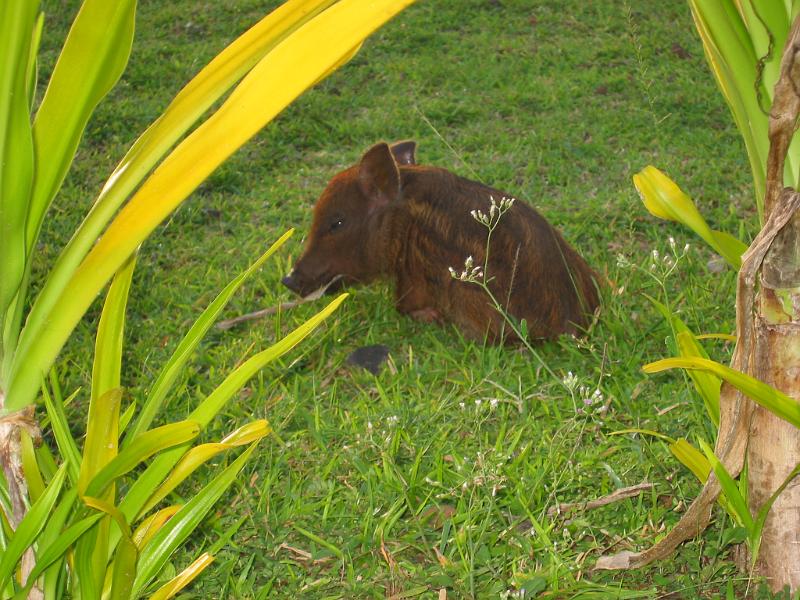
[394,275,442,323]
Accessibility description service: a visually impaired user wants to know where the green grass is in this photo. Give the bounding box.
[33,0,776,597]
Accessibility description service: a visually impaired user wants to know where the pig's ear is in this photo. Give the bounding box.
[358,143,400,207]
[389,140,417,165]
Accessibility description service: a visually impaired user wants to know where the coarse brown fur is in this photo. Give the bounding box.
[282,141,600,343]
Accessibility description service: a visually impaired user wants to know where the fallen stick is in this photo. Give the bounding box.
[216,300,303,330]
[215,275,343,331]
[547,483,655,517]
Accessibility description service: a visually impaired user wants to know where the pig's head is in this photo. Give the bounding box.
[282,140,417,298]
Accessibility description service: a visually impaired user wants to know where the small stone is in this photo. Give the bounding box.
[346,344,391,374]
[707,256,727,273]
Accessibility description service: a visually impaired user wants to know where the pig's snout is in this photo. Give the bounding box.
[281,271,301,294]
[281,266,327,297]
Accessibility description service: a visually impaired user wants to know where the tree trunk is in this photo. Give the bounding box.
[746,211,800,591]
[595,17,800,592]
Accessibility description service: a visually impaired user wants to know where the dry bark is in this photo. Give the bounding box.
[0,404,43,598]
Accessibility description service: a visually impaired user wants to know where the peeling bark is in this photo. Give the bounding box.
[747,211,800,590]
[0,404,42,598]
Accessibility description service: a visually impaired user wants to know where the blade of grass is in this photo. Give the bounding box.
[607,428,675,442]
[0,0,38,373]
[140,420,269,515]
[131,443,258,597]
[293,525,344,559]
[84,421,201,498]
[125,230,292,443]
[146,552,214,600]
[26,0,136,251]
[92,254,136,403]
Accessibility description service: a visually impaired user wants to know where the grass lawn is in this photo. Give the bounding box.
[36,0,768,597]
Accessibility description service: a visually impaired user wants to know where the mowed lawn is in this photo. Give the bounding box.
[37,0,758,597]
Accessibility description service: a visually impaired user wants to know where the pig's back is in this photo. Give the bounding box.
[394,167,598,339]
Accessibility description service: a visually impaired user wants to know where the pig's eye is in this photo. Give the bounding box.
[329,218,344,232]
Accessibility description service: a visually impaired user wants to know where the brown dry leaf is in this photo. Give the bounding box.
[656,402,686,416]
[420,504,457,529]
[277,542,312,561]
[380,539,399,572]
[433,546,450,568]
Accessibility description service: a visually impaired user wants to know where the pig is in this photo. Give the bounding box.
[281,141,599,343]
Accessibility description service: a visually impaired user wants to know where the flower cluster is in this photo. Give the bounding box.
[562,370,608,422]
[615,253,632,270]
[579,385,604,409]
[615,236,690,283]
[344,415,403,450]
[427,448,510,499]
[561,371,579,393]
[649,236,690,278]
[575,385,607,423]
[471,195,515,228]
[458,397,501,412]
[449,255,484,283]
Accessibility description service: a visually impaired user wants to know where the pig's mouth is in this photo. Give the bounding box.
[302,274,345,300]
[282,271,346,300]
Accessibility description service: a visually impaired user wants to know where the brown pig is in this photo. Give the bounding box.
[282,141,599,343]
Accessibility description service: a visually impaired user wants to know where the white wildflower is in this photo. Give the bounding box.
[449,255,484,282]
[562,371,579,392]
